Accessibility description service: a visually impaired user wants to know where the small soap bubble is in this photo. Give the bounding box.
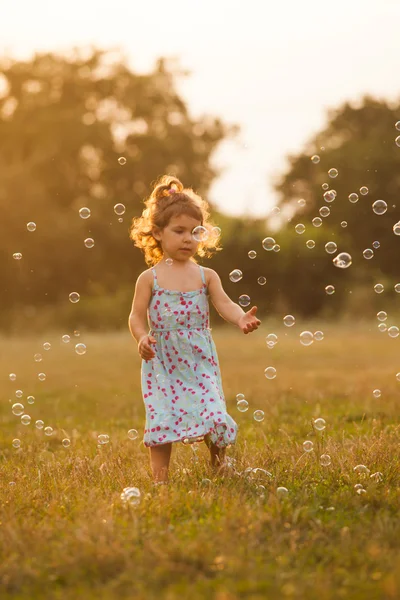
[333,252,352,268]
[370,471,383,482]
[98,434,109,445]
[114,203,126,216]
[396,373,400,381]
[38,373,46,381]
[360,186,369,196]
[393,221,400,235]
[253,410,265,422]
[348,192,359,203]
[84,238,95,248]
[395,283,400,293]
[353,464,370,475]
[276,486,289,498]
[62,438,71,447]
[314,331,324,341]
[311,155,320,164]
[300,331,314,346]
[372,241,380,249]
[238,294,251,307]
[298,199,306,207]
[236,393,245,401]
[34,353,42,362]
[295,223,305,234]
[374,284,384,294]
[27,222,36,232]
[262,237,276,251]
[27,395,35,404]
[306,240,315,249]
[264,366,277,379]
[325,285,335,295]
[319,206,330,217]
[312,217,322,227]
[323,190,335,203]
[43,342,51,351]
[320,454,331,466]
[395,136,400,148]
[373,389,381,398]
[13,252,22,260]
[237,399,249,412]
[118,156,127,165]
[128,429,138,440]
[12,439,21,449]
[266,333,278,348]
[325,242,338,254]
[322,183,329,190]
[396,121,400,131]
[378,323,387,332]
[69,292,80,303]
[79,207,91,219]
[303,440,314,452]
[9,373,16,381]
[62,334,71,343]
[15,390,23,398]
[328,168,338,178]
[211,226,221,238]
[12,403,24,416]
[270,206,280,215]
[388,326,400,338]
[192,225,208,242]
[21,414,31,425]
[272,244,280,252]
[314,417,326,431]
[257,276,266,285]
[248,250,257,259]
[377,311,388,322]
[229,269,242,283]
[283,315,295,327]
[75,343,86,355]
[341,221,348,228]
[372,200,387,215]
[363,248,374,259]
[120,487,141,505]
[354,483,364,491]
[35,420,44,429]
[165,258,173,266]
[44,426,53,436]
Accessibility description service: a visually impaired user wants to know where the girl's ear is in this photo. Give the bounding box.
[152,227,161,241]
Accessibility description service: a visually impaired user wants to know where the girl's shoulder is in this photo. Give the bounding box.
[201,266,217,286]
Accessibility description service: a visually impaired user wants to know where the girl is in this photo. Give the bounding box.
[128,175,261,484]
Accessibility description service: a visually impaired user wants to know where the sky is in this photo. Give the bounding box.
[2,0,400,217]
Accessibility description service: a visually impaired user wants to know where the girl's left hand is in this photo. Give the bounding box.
[238,306,261,334]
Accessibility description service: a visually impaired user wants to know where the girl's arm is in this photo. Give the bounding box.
[128,271,153,343]
[207,269,261,333]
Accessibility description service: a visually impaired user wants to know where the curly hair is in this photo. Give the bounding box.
[129,175,222,266]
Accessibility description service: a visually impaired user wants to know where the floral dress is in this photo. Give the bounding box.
[141,264,238,448]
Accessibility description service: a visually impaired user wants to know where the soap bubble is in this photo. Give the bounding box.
[165,258,173,266]
[374,284,384,294]
[62,335,71,343]
[322,183,329,190]
[114,203,126,216]
[396,136,400,148]
[273,244,280,252]
[370,472,383,482]
[229,269,242,283]
[276,486,289,498]
[341,221,348,228]
[333,252,352,268]
[27,396,35,404]
[298,199,306,207]
[325,242,337,254]
[120,487,141,506]
[118,156,127,165]
[69,292,80,303]
[43,342,51,351]
[325,285,335,295]
[283,315,295,327]
[98,433,109,445]
[395,284,400,293]
[35,420,44,429]
[372,200,387,215]
[9,373,16,381]
[372,241,380,249]
[320,454,331,466]
[128,429,138,440]
[236,393,245,401]
[253,410,265,422]
[373,389,381,398]
[34,353,42,362]
[360,186,369,195]
[303,440,314,452]
[27,222,37,232]
[388,326,400,338]
[262,237,276,251]
[44,426,53,436]
[348,193,359,204]
[84,238,95,248]
[12,403,24,416]
[323,190,335,202]
[62,438,71,448]
[192,226,209,242]
[377,310,388,321]
[237,399,249,412]
[12,439,21,449]
[312,217,322,227]
[396,121,400,131]
[300,331,314,346]
[295,223,305,234]
[314,331,324,341]
[79,207,91,219]
[393,221,400,235]
[238,295,251,307]
[363,248,374,259]
[328,168,338,178]
[396,373,400,381]
[38,373,46,381]
[306,240,315,249]
[75,343,86,355]
[319,206,330,217]
[21,414,31,425]
[353,464,370,475]
[15,390,23,398]
[314,418,326,431]
[211,226,221,238]
[266,333,278,348]
[248,250,257,259]
[378,323,387,332]
[257,276,266,285]
[13,253,22,260]
[264,367,277,379]
[311,155,320,164]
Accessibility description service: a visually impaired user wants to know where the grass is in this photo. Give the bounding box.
[1,321,400,599]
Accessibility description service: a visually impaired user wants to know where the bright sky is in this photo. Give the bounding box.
[2,0,400,217]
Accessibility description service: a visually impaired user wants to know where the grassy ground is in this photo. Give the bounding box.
[1,321,400,599]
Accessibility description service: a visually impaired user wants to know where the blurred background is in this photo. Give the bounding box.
[1,0,400,333]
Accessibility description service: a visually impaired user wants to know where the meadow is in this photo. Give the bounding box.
[1,321,400,600]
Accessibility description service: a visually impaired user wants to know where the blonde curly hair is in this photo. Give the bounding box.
[129,175,222,266]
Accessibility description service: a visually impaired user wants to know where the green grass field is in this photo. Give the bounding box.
[1,322,400,599]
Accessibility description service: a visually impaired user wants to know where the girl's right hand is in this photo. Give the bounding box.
[138,334,157,360]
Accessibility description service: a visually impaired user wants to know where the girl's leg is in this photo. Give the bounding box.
[150,443,172,483]
[204,433,226,468]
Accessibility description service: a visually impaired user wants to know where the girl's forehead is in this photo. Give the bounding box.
[169,215,201,228]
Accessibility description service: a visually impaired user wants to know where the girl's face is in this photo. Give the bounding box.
[153,214,202,262]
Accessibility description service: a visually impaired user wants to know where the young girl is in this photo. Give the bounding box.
[128,175,261,484]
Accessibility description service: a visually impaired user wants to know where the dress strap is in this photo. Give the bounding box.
[199,266,206,286]
[151,268,159,289]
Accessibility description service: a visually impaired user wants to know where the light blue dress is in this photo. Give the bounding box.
[141,264,238,448]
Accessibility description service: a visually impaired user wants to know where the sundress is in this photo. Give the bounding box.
[141,264,238,448]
